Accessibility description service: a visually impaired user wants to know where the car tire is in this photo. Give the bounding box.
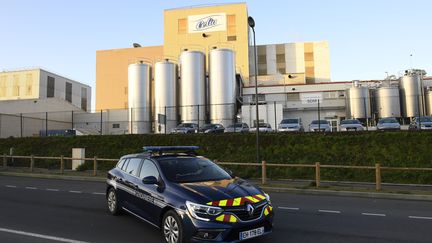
[162,210,184,243]
[107,187,121,215]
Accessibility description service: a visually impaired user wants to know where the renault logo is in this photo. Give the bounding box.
[246,203,255,216]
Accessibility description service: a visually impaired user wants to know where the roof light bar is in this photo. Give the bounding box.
[143,146,199,153]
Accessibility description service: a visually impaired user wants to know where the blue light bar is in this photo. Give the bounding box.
[143,146,199,153]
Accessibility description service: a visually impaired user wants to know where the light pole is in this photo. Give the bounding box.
[248,16,260,164]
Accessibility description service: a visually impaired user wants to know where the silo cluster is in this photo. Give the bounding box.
[127,48,237,134]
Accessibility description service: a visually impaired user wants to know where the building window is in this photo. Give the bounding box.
[278,68,286,74]
[112,123,120,129]
[258,66,267,75]
[81,87,87,111]
[0,76,7,97]
[227,36,237,41]
[251,94,266,102]
[65,82,72,102]
[13,75,20,96]
[287,93,300,101]
[258,55,266,64]
[227,14,236,36]
[26,74,32,96]
[178,18,187,34]
[47,76,55,98]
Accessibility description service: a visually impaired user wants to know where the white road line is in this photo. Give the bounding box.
[46,188,59,192]
[278,206,300,211]
[92,192,105,195]
[0,227,89,243]
[362,213,386,217]
[409,216,432,220]
[5,185,17,188]
[318,210,341,214]
[69,191,82,194]
[25,187,37,190]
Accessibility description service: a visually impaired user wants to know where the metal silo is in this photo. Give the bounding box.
[347,82,371,119]
[426,88,432,116]
[128,62,151,134]
[179,50,206,126]
[209,48,236,127]
[400,73,423,118]
[154,60,177,134]
[375,87,401,118]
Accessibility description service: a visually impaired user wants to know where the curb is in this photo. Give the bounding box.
[261,186,432,201]
[0,171,105,182]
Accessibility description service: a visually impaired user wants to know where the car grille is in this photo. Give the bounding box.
[224,201,267,221]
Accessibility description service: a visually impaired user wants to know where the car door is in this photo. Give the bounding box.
[121,157,143,212]
[135,159,164,224]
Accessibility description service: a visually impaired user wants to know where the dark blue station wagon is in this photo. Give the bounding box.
[106,146,274,243]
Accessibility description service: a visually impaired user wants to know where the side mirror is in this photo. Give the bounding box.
[142,176,158,185]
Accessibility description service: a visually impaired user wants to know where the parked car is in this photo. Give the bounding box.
[340,119,365,132]
[171,123,198,134]
[309,120,331,132]
[408,116,432,130]
[278,118,304,132]
[106,146,274,243]
[250,123,273,133]
[377,117,401,131]
[225,123,249,133]
[199,124,225,133]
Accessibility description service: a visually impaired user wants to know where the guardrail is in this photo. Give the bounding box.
[2,155,432,191]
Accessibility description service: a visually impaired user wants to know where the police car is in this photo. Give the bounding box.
[106,146,274,243]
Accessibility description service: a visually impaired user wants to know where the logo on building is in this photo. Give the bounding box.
[188,13,226,33]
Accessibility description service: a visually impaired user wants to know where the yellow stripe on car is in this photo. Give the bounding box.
[256,194,266,200]
[215,215,225,222]
[233,197,242,206]
[245,196,259,203]
[229,215,237,223]
[219,199,227,207]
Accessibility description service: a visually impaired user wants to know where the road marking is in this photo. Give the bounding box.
[46,188,59,192]
[25,187,37,190]
[362,213,386,217]
[5,185,17,188]
[92,192,105,195]
[69,191,82,194]
[0,227,89,243]
[278,207,300,211]
[318,210,341,214]
[409,216,432,220]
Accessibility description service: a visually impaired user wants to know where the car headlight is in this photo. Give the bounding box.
[264,193,271,203]
[186,201,223,221]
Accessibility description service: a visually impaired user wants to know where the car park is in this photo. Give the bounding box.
[225,123,249,133]
[408,116,432,130]
[340,119,364,132]
[199,124,225,133]
[171,123,199,134]
[377,117,401,131]
[309,120,331,132]
[277,118,304,132]
[250,123,273,133]
[106,146,273,243]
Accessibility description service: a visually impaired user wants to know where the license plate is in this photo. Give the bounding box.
[239,226,264,240]
[347,128,356,131]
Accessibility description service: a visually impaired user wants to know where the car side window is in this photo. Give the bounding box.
[116,159,126,169]
[139,159,160,179]
[124,158,142,176]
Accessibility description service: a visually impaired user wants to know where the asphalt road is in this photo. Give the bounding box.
[0,176,431,243]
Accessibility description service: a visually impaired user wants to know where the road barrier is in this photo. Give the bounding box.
[2,154,432,191]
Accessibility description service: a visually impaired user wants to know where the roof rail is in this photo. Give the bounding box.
[143,146,200,155]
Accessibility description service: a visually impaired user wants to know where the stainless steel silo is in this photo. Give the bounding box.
[426,88,432,116]
[400,74,423,118]
[128,62,151,134]
[154,60,177,133]
[375,87,401,118]
[179,50,206,126]
[209,48,236,127]
[347,85,371,119]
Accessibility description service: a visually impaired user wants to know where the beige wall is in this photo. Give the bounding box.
[163,3,249,78]
[96,46,163,110]
[0,69,40,100]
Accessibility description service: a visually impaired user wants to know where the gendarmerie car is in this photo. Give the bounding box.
[106,146,274,243]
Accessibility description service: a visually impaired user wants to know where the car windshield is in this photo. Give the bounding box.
[341,120,361,125]
[258,123,269,128]
[157,157,232,183]
[178,123,194,128]
[228,123,242,128]
[379,118,398,124]
[281,119,298,124]
[311,120,328,125]
[202,124,215,129]
[416,117,432,122]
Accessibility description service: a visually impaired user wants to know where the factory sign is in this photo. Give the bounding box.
[300,93,323,104]
[188,13,226,33]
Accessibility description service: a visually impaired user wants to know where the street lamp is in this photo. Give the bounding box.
[248,16,260,164]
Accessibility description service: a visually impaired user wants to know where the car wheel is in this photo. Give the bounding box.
[162,210,184,243]
[107,187,121,215]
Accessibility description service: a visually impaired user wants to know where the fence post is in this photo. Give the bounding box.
[315,162,321,188]
[93,156,98,176]
[30,155,35,172]
[2,154,6,168]
[60,155,64,174]
[375,163,381,191]
[261,160,267,185]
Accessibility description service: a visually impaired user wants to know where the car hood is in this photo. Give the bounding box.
[280,124,298,128]
[378,123,400,127]
[176,178,263,204]
[341,124,363,128]
[310,124,329,128]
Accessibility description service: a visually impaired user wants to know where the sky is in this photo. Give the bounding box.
[1,0,431,106]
